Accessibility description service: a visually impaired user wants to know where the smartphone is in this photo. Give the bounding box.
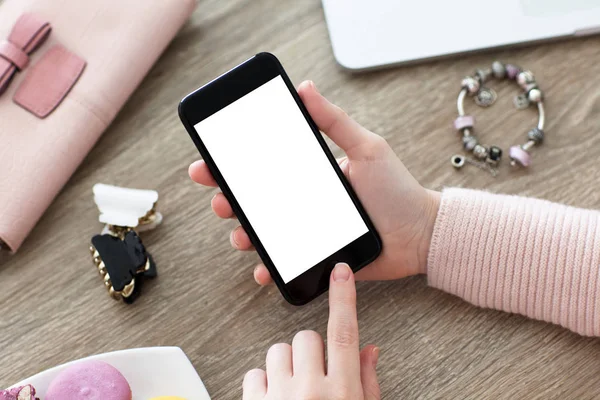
[178,53,382,305]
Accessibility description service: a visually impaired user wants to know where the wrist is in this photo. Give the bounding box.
[417,189,441,275]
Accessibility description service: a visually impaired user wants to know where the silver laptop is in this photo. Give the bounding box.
[322,0,600,71]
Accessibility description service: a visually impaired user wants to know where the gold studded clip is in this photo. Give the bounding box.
[90,245,135,300]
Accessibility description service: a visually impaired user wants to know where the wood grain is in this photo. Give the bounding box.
[2,0,600,398]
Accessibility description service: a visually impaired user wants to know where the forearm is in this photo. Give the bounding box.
[427,188,600,336]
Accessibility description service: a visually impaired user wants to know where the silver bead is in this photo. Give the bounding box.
[475,68,490,83]
[527,88,543,103]
[474,87,497,107]
[451,155,465,169]
[462,135,478,151]
[473,144,488,160]
[517,70,535,88]
[461,76,480,95]
[492,61,506,79]
[527,127,544,144]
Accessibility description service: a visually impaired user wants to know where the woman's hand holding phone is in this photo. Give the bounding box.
[189,80,441,285]
[242,263,381,400]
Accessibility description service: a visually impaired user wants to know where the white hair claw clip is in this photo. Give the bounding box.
[93,183,163,233]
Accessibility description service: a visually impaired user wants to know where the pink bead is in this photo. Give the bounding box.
[453,115,474,131]
[509,145,531,167]
[506,64,520,80]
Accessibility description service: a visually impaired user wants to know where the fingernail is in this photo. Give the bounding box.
[372,347,380,367]
[231,228,239,246]
[309,80,318,93]
[339,158,349,174]
[332,263,351,282]
[253,265,260,283]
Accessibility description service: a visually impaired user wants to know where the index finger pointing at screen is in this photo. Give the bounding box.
[327,263,361,381]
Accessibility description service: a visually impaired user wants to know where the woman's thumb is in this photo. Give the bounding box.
[360,345,381,400]
[297,80,374,157]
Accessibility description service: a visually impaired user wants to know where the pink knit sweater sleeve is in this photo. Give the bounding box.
[427,188,600,336]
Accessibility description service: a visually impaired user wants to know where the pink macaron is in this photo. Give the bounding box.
[45,360,132,400]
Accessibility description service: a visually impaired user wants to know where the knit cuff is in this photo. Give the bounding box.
[427,188,600,337]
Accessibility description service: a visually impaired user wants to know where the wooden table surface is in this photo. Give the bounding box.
[2,1,600,398]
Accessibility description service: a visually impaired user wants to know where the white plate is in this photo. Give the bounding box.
[10,347,211,400]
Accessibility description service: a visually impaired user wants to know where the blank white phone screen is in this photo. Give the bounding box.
[194,76,368,283]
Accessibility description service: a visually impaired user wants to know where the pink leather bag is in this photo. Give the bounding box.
[0,0,196,252]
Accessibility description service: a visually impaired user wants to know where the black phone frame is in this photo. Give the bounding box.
[178,52,382,305]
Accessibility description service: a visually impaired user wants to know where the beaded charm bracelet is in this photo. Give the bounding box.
[451,61,546,175]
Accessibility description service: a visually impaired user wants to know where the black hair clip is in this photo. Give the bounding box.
[90,230,157,303]
[90,184,162,303]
